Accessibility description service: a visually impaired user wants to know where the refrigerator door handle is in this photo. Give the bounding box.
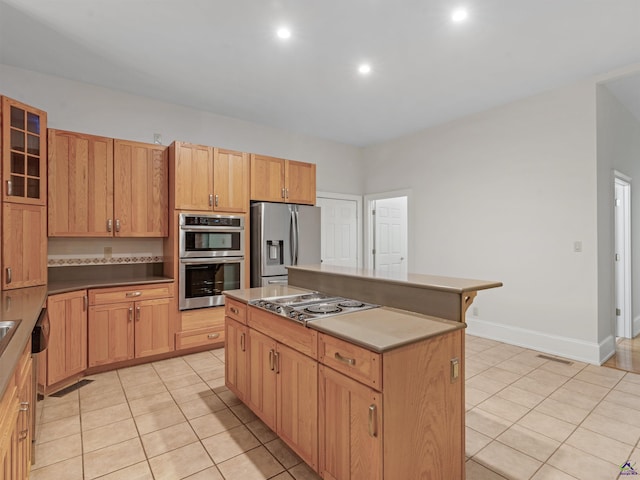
[289,208,296,265]
[294,208,300,265]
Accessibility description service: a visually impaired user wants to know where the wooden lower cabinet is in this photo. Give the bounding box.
[43,290,87,389]
[88,284,175,367]
[224,317,248,400]
[318,365,382,480]
[0,342,32,480]
[246,329,277,428]
[176,307,225,350]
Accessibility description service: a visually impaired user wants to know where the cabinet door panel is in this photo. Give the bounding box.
[173,142,213,211]
[2,203,46,289]
[285,160,316,205]
[134,298,173,358]
[213,149,249,213]
[319,365,382,480]
[250,154,284,202]
[88,303,134,367]
[114,140,168,237]
[1,96,47,205]
[225,317,248,400]
[276,343,318,471]
[247,329,277,430]
[47,130,113,236]
[47,291,87,385]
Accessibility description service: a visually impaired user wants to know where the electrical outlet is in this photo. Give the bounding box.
[104,246,112,259]
[153,133,162,145]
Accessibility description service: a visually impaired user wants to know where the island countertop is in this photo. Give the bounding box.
[223,286,463,352]
[287,264,502,293]
[0,285,48,397]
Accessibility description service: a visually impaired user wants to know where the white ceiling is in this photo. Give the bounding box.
[1,0,640,146]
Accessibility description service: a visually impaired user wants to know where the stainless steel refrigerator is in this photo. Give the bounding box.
[250,202,321,287]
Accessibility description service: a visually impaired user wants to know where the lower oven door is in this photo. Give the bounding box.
[179,257,244,310]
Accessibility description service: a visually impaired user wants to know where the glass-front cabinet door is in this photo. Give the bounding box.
[1,96,47,205]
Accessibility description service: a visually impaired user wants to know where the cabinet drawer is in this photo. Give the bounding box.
[181,307,224,331]
[225,298,247,324]
[89,283,174,305]
[318,333,382,390]
[248,307,317,359]
[176,326,224,350]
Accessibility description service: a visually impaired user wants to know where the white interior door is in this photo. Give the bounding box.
[614,176,632,338]
[317,197,358,267]
[373,196,407,275]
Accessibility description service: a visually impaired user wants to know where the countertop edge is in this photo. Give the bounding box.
[48,276,174,295]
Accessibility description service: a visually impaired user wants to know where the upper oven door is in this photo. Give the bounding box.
[179,214,244,258]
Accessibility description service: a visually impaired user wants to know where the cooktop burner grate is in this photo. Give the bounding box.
[338,300,365,308]
[305,304,343,314]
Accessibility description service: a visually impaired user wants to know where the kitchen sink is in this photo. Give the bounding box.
[0,320,21,357]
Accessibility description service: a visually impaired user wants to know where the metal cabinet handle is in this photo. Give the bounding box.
[207,333,220,340]
[18,430,28,441]
[451,358,459,382]
[83,295,88,311]
[368,404,377,437]
[209,194,214,207]
[285,188,289,199]
[107,219,113,232]
[230,307,239,315]
[115,219,121,232]
[269,349,275,371]
[136,306,141,321]
[19,401,29,412]
[334,352,356,366]
[128,307,133,322]
[126,291,142,297]
[281,187,286,199]
[240,332,245,352]
[5,267,11,284]
[215,194,219,207]
[6,180,12,196]
[274,352,280,374]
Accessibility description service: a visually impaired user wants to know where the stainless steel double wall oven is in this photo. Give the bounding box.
[179,213,244,310]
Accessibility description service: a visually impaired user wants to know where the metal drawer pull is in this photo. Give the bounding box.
[269,349,275,371]
[126,291,142,297]
[19,402,29,412]
[107,219,113,232]
[207,333,220,339]
[334,352,356,366]
[368,404,377,437]
[230,306,239,315]
[240,332,245,352]
[5,267,11,284]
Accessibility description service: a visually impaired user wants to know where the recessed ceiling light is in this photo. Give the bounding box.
[358,64,372,75]
[451,7,468,23]
[277,27,291,39]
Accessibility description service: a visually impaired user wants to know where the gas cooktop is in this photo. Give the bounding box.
[248,292,379,325]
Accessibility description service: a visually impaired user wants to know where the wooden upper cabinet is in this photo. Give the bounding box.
[250,154,285,203]
[213,148,249,213]
[285,160,316,205]
[170,142,249,213]
[250,154,316,205]
[1,96,47,206]
[114,140,168,237]
[170,141,214,211]
[48,129,114,237]
[2,203,47,289]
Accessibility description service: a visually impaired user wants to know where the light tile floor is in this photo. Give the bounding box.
[29,335,640,480]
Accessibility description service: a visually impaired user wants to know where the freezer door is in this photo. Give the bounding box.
[295,205,321,266]
[250,203,292,282]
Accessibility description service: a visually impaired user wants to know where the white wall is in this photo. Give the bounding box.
[363,81,604,363]
[597,86,640,338]
[0,64,363,196]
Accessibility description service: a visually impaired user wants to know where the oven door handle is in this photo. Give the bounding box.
[180,226,243,233]
[180,257,244,265]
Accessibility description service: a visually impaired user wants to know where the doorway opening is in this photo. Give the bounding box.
[614,172,632,339]
[364,191,409,274]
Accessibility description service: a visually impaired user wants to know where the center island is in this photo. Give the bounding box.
[223,265,502,480]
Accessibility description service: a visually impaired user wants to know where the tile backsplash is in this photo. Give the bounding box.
[48,237,164,267]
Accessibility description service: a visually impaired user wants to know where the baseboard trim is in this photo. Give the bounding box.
[465,317,615,365]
